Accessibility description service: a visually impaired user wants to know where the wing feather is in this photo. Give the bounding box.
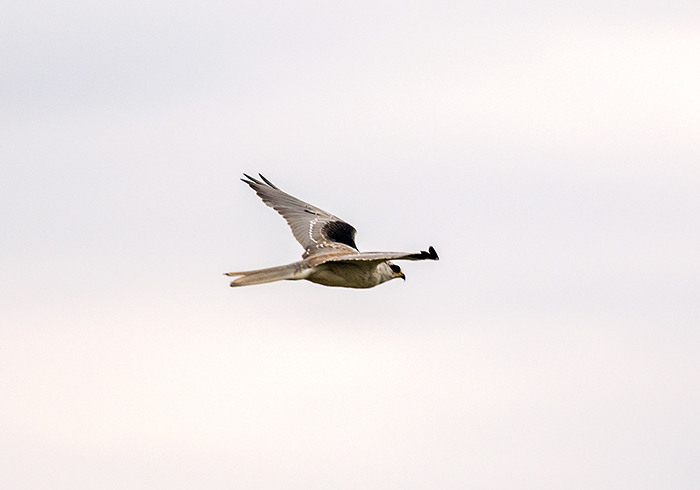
[241,173,359,252]
[306,246,439,267]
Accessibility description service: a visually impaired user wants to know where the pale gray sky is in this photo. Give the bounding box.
[1,1,699,489]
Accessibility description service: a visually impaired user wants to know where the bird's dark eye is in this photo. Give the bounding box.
[389,264,401,273]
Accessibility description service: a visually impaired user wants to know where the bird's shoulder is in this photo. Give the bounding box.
[303,243,360,266]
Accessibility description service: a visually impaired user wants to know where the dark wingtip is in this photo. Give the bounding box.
[258,173,279,189]
[241,173,279,190]
[428,246,439,260]
[406,246,439,261]
[241,173,259,186]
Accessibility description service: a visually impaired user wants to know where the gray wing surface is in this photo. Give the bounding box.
[242,173,359,252]
[306,246,439,267]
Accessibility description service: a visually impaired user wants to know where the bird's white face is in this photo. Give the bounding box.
[386,262,405,282]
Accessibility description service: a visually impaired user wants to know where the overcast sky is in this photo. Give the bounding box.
[1,1,699,489]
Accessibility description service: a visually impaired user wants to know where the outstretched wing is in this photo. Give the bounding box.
[241,173,359,252]
[306,246,439,267]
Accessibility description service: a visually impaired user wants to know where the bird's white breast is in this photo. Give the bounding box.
[306,261,392,289]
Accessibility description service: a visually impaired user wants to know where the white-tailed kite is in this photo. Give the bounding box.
[225,174,439,288]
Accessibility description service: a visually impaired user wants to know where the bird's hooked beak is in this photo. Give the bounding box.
[399,272,406,281]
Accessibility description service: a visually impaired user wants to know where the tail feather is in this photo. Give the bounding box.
[224,261,308,287]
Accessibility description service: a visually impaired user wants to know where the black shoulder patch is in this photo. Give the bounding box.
[321,221,358,250]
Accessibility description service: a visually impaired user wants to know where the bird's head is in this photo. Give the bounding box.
[388,262,405,281]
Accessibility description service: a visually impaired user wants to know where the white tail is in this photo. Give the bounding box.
[224,261,309,287]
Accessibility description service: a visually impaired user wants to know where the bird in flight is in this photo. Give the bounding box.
[225,174,439,288]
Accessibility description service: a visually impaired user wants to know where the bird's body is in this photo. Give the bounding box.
[307,260,397,288]
[225,174,438,288]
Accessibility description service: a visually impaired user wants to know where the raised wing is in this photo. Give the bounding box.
[242,173,359,252]
[306,246,439,267]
